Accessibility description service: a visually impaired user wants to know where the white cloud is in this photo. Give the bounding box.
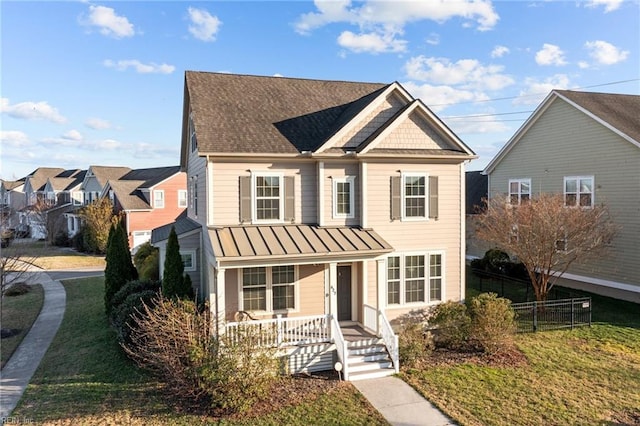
[1,98,67,124]
[85,117,112,130]
[132,142,179,159]
[585,40,629,65]
[401,82,483,112]
[535,43,567,66]
[62,129,83,141]
[585,0,623,12]
[187,7,222,42]
[95,139,123,150]
[404,56,514,91]
[514,74,571,105]
[337,30,407,54]
[83,5,135,38]
[578,61,590,69]
[425,33,440,46]
[0,130,30,147]
[295,0,498,54]
[103,59,175,74]
[491,45,509,58]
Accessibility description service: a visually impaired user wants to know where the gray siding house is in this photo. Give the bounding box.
[483,90,640,303]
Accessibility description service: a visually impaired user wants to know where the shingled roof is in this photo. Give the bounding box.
[185,71,388,154]
[25,167,65,192]
[555,90,640,145]
[120,166,181,188]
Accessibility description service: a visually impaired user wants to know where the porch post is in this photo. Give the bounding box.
[376,259,386,334]
[328,262,338,319]
[214,266,226,336]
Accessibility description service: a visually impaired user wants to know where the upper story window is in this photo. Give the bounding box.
[153,190,165,209]
[564,176,593,208]
[391,173,439,221]
[189,113,197,152]
[509,179,531,205]
[72,191,83,206]
[240,173,294,224]
[178,190,188,208]
[333,177,355,218]
[387,252,444,306]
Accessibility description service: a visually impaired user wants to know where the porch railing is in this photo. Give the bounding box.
[364,304,399,374]
[331,315,349,381]
[225,314,331,347]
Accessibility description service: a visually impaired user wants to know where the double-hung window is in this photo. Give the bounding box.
[153,190,165,208]
[386,253,444,305]
[255,175,282,221]
[178,190,188,208]
[564,176,593,207]
[333,177,355,218]
[403,173,426,219]
[241,265,296,312]
[509,179,530,205]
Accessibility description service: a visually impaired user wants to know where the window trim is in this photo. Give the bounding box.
[251,172,285,224]
[564,176,594,208]
[508,178,531,205]
[332,176,355,219]
[153,190,165,209]
[386,251,445,306]
[401,172,428,221]
[180,250,197,272]
[239,265,299,313]
[178,190,188,208]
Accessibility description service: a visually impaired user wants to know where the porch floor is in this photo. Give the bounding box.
[340,324,377,342]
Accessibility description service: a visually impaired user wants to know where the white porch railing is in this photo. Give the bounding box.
[363,304,400,374]
[331,315,349,381]
[225,314,331,347]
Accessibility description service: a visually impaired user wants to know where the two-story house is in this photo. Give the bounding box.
[483,90,640,303]
[1,179,26,231]
[151,71,476,380]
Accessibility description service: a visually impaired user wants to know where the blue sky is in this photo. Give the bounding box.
[2,0,639,180]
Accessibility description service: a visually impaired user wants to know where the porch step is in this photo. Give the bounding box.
[345,340,395,381]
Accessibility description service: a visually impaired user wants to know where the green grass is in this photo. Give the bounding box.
[1,284,44,368]
[3,240,105,270]
[12,277,387,425]
[405,276,640,426]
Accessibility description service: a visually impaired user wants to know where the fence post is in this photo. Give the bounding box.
[571,299,575,330]
[533,301,537,332]
[276,314,283,346]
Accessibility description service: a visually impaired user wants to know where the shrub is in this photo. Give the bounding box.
[104,223,138,315]
[53,230,70,247]
[467,293,517,355]
[398,320,434,368]
[4,282,30,297]
[430,301,471,350]
[123,297,279,413]
[110,279,161,319]
[112,290,158,345]
[71,227,86,252]
[134,242,160,281]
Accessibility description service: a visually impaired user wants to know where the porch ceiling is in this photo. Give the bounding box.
[208,224,393,264]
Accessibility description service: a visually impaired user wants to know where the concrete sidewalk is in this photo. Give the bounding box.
[353,376,456,426]
[0,272,66,417]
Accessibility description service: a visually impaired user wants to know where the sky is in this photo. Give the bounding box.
[1,0,639,180]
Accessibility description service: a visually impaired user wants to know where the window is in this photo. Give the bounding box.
[386,253,444,305]
[255,175,281,221]
[564,176,593,207]
[153,190,165,208]
[403,173,426,218]
[190,176,199,216]
[178,190,188,208]
[189,113,197,152]
[241,265,297,312]
[333,177,355,218]
[509,179,531,205]
[180,250,196,272]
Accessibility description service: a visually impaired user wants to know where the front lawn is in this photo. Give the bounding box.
[1,284,44,368]
[404,280,640,425]
[12,276,387,425]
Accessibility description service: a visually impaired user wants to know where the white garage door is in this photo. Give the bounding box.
[132,230,152,253]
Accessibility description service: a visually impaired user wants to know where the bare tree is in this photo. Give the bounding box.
[475,193,618,301]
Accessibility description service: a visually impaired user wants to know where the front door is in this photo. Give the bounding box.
[337,265,352,321]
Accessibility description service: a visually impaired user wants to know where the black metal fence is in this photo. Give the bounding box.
[511,297,592,333]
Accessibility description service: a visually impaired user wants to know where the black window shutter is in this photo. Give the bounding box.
[429,175,439,219]
[284,176,295,222]
[390,176,401,220]
[239,176,251,223]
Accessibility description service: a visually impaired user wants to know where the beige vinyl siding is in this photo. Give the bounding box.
[489,99,640,290]
[323,161,360,226]
[208,160,317,226]
[224,269,239,321]
[376,111,458,151]
[334,92,406,149]
[365,161,464,316]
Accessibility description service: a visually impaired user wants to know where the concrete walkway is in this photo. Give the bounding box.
[0,272,66,417]
[353,376,457,426]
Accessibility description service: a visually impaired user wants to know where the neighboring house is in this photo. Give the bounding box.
[42,170,87,241]
[20,167,66,239]
[483,90,640,303]
[1,179,26,230]
[104,166,186,252]
[152,71,476,380]
[464,171,491,260]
